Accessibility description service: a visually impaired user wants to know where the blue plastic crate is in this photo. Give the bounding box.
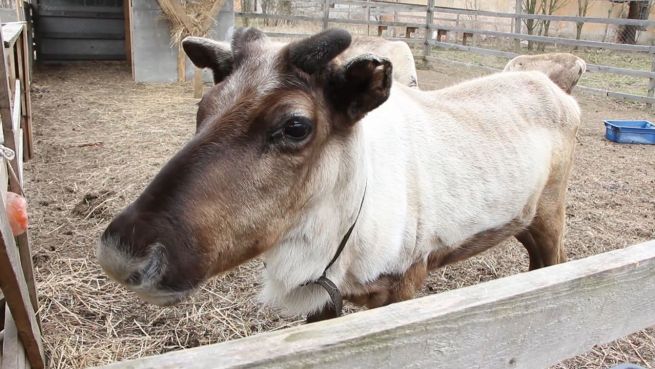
[604,120,655,145]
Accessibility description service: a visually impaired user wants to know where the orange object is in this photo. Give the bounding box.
[5,191,28,236]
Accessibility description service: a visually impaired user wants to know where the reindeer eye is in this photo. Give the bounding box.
[282,117,312,141]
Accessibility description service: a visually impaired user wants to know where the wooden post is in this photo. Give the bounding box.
[193,68,203,98]
[177,44,186,82]
[323,0,330,30]
[455,14,460,43]
[14,0,24,21]
[0,194,45,369]
[124,0,132,69]
[423,0,434,62]
[19,26,33,160]
[648,49,655,108]
[366,0,371,36]
[514,0,521,51]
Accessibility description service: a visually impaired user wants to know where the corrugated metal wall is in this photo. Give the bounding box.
[35,0,125,61]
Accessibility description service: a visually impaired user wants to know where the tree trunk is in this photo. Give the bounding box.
[619,1,641,44]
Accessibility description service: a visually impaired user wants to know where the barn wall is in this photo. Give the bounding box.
[36,0,126,61]
[131,0,234,82]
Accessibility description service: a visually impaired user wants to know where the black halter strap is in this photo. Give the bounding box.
[307,184,367,318]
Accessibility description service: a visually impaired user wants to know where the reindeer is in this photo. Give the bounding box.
[504,53,587,94]
[98,28,581,322]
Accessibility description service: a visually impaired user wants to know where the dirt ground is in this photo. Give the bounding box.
[26,60,654,369]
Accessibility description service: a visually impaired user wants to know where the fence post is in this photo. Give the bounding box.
[648,48,655,108]
[366,0,371,36]
[423,0,434,62]
[514,0,521,51]
[323,0,330,30]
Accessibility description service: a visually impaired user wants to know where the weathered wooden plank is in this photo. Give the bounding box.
[126,0,135,79]
[429,26,654,53]
[329,17,424,29]
[0,190,44,369]
[433,5,655,28]
[586,63,655,79]
[236,12,425,29]
[1,23,23,49]
[1,306,28,369]
[576,85,655,104]
[93,240,655,369]
[263,32,313,39]
[16,33,29,161]
[11,81,19,132]
[335,0,426,12]
[18,30,32,160]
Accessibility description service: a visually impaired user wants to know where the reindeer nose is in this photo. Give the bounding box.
[97,205,169,287]
[97,237,167,287]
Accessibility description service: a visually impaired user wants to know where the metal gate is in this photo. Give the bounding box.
[34,0,125,61]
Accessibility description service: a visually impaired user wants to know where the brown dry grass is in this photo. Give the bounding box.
[26,61,654,369]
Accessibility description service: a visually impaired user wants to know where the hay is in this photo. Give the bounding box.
[157,0,227,44]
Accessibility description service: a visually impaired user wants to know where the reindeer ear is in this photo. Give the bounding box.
[182,36,233,84]
[328,54,393,123]
[287,28,352,74]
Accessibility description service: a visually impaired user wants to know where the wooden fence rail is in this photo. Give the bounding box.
[237,0,655,104]
[91,240,655,369]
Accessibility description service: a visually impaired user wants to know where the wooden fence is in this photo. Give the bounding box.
[0,16,41,369]
[237,0,655,104]
[92,239,655,369]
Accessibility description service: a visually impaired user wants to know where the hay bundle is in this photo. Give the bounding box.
[156,0,227,91]
[157,0,227,44]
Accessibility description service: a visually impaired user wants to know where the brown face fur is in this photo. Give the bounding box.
[98,28,393,303]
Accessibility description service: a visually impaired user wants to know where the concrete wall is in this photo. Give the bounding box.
[131,0,234,82]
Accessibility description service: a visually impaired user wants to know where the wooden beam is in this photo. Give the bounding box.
[335,0,425,12]
[123,0,132,67]
[0,191,43,369]
[18,28,33,160]
[427,27,654,53]
[91,240,655,369]
[1,23,23,50]
[431,5,655,28]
